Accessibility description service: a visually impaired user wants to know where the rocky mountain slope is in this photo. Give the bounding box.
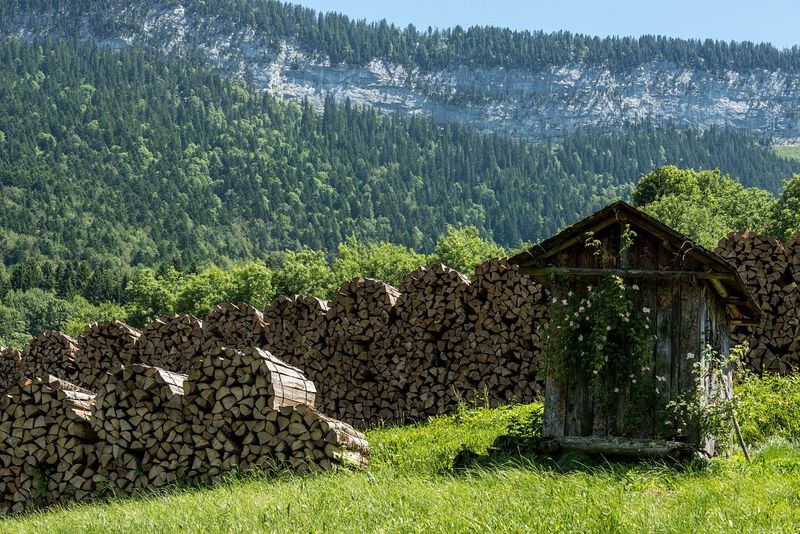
[3,1,800,142]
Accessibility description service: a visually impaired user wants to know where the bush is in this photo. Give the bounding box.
[736,372,800,447]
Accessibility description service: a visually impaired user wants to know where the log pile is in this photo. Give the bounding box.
[0,347,21,393]
[76,320,142,388]
[0,376,97,514]
[263,295,329,379]
[237,404,370,473]
[320,278,402,424]
[201,302,268,353]
[92,365,188,494]
[21,331,81,386]
[716,231,799,373]
[466,258,548,404]
[133,314,204,373]
[183,346,317,481]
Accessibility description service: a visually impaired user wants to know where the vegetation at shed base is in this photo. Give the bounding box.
[3,375,800,533]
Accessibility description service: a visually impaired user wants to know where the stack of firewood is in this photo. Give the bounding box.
[237,404,370,473]
[21,331,81,386]
[0,376,97,514]
[93,365,188,495]
[372,265,473,420]
[467,258,547,404]
[76,320,142,388]
[321,278,402,424]
[716,231,798,373]
[133,314,204,373]
[183,346,317,481]
[263,295,329,379]
[201,302,268,353]
[0,347,21,393]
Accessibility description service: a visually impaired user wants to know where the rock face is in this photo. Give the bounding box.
[4,2,800,141]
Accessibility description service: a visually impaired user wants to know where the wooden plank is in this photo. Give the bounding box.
[521,267,738,281]
[542,371,565,438]
[555,436,692,458]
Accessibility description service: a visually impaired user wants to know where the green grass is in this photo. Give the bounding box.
[774,145,800,162]
[4,381,800,533]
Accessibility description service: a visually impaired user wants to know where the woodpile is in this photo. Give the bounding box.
[133,314,203,373]
[320,278,402,424]
[76,320,142,388]
[183,346,317,481]
[201,302,268,353]
[0,347,21,393]
[21,331,81,386]
[92,365,188,495]
[0,376,97,514]
[716,231,799,373]
[237,404,370,473]
[263,295,329,379]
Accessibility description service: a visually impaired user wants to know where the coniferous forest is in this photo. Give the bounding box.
[0,39,797,270]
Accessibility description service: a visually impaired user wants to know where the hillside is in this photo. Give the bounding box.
[0,39,798,268]
[3,1,800,140]
[2,374,800,533]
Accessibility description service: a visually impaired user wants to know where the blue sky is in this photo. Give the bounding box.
[296,1,800,49]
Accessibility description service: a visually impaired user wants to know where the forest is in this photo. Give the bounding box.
[0,38,797,270]
[4,0,800,72]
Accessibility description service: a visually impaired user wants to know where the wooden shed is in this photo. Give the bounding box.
[509,201,760,457]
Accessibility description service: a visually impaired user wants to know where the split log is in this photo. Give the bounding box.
[201,302,268,353]
[0,347,21,394]
[76,321,142,388]
[183,346,316,481]
[21,331,81,385]
[134,314,203,373]
[0,376,97,513]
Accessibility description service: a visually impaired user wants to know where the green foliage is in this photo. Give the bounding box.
[0,39,796,270]
[3,289,70,338]
[429,226,506,275]
[124,268,179,327]
[271,249,336,300]
[331,237,427,288]
[770,174,800,239]
[774,146,800,162]
[62,297,128,339]
[11,1,800,74]
[173,267,232,318]
[736,372,800,447]
[227,263,275,311]
[544,275,654,402]
[634,166,777,248]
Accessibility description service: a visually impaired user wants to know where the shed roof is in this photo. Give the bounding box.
[509,201,761,325]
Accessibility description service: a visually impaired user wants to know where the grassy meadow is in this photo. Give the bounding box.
[2,374,800,533]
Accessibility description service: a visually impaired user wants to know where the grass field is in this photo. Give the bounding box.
[774,145,800,162]
[3,374,800,533]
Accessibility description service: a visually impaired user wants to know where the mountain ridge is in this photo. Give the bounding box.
[3,0,800,141]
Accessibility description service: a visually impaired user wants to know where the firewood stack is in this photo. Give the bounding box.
[0,376,97,514]
[263,295,329,380]
[716,231,798,373]
[21,331,81,386]
[201,302,269,353]
[92,365,188,495]
[374,265,473,420]
[76,320,142,388]
[466,258,548,404]
[237,404,370,473]
[133,314,204,373]
[0,347,21,393]
[183,346,317,481]
[322,278,402,424]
